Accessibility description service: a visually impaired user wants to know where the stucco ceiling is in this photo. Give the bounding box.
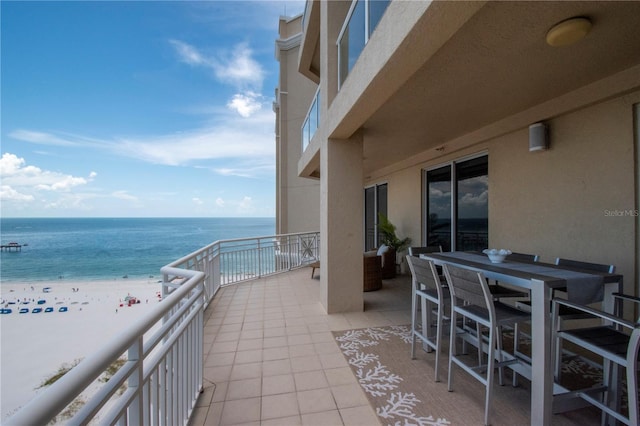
[361,1,640,174]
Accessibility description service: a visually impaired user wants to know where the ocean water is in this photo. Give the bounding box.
[0,217,275,283]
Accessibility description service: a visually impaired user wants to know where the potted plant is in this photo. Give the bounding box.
[377,213,411,278]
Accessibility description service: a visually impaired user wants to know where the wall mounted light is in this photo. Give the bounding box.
[546,17,592,47]
[529,122,549,152]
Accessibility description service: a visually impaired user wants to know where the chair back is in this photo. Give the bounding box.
[555,258,615,273]
[509,252,539,263]
[406,255,445,300]
[408,246,442,257]
[444,264,491,310]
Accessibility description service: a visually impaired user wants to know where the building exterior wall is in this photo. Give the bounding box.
[275,15,320,235]
[286,1,640,313]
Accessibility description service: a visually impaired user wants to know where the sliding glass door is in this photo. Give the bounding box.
[425,155,488,252]
[364,183,387,250]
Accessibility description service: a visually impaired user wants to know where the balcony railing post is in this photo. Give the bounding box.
[127,336,144,425]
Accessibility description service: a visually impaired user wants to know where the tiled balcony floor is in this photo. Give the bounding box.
[189,267,411,426]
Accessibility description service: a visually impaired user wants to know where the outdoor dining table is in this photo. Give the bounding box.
[420,251,623,426]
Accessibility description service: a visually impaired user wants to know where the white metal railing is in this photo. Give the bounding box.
[6,231,320,425]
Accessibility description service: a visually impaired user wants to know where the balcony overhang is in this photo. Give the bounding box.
[298,132,320,179]
[324,1,640,177]
[298,0,320,84]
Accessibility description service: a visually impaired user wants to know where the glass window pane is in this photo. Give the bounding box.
[369,0,390,36]
[427,166,452,251]
[376,184,387,247]
[456,156,488,251]
[364,187,376,250]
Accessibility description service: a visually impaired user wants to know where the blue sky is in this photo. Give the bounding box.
[1,0,304,218]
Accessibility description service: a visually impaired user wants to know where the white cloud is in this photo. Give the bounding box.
[192,197,203,205]
[0,153,95,196]
[227,92,262,118]
[238,196,254,213]
[112,190,138,202]
[0,185,34,201]
[9,107,276,179]
[7,129,79,147]
[170,40,264,90]
[216,197,225,207]
[0,153,97,211]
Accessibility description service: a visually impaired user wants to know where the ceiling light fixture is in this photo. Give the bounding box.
[546,17,592,47]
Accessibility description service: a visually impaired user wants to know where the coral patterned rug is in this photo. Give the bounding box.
[333,325,608,426]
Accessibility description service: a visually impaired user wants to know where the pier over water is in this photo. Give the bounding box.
[1,243,23,252]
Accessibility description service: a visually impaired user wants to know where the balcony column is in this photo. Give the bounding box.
[320,132,364,314]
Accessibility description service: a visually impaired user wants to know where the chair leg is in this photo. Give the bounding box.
[410,288,417,359]
[434,305,443,382]
[554,317,564,381]
[496,325,505,386]
[425,299,434,353]
[512,324,519,387]
[448,309,457,392]
[484,326,496,426]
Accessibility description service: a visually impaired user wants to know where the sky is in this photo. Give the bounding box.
[1,0,305,218]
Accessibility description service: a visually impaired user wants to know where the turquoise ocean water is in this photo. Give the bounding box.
[0,217,275,283]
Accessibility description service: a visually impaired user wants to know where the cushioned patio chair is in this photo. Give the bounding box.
[552,293,639,425]
[444,263,531,426]
[363,250,382,291]
[406,255,449,382]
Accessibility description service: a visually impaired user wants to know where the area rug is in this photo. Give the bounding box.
[332,325,620,426]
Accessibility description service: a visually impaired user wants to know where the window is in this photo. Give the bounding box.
[364,183,387,250]
[425,155,488,251]
[338,0,390,88]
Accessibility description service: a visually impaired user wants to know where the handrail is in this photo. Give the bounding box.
[6,231,320,425]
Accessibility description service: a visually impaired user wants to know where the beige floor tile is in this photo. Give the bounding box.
[261,392,299,419]
[242,321,263,331]
[240,329,263,340]
[310,331,335,343]
[297,388,337,414]
[290,354,322,373]
[235,349,263,364]
[260,415,302,426]
[262,359,292,377]
[226,377,262,400]
[300,410,343,426]
[264,326,287,337]
[285,325,309,335]
[262,373,296,395]
[294,370,329,391]
[203,365,232,383]
[211,381,228,403]
[313,342,341,355]
[237,338,263,351]
[263,336,288,348]
[264,319,286,329]
[220,397,261,425]
[288,344,317,358]
[203,401,224,425]
[339,405,380,426]
[319,352,349,369]
[331,384,369,409]
[210,341,239,354]
[324,367,358,387]
[263,346,289,361]
[219,323,243,333]
[215,331,241,342]
[205,351,235,367]
[230,362,262,380]
[288,334,313,346]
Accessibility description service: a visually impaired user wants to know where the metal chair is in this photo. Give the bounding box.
[552,258,616,380]
[488,252,539,301]
[444,264,531,426]
[408,245,442,256]
[406,255,449,382]
[552,294,639,425]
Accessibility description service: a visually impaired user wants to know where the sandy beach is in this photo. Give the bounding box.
[0,278,164,421]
